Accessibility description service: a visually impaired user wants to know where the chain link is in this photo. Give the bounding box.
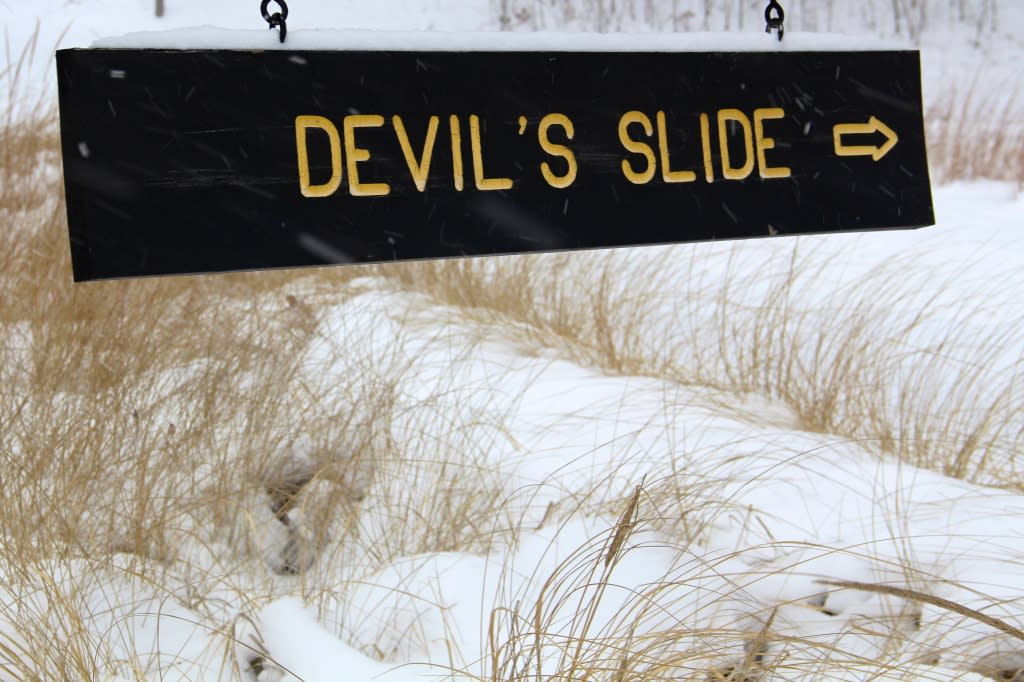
[260,0,289,43]
[765,0,785,41]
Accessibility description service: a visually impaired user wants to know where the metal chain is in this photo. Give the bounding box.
[261,0,289,43]
[765,0,785,41]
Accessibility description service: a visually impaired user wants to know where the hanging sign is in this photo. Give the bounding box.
[56,48,933,281]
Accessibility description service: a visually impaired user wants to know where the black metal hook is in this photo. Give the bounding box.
[261,0,289,43]
[765,0,785,41]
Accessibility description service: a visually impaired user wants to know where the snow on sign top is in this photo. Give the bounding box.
[92,27,906,52]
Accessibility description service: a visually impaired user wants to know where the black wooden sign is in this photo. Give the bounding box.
[56,48,933,281]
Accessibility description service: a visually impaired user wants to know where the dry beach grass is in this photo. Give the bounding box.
[1,12,1024,681]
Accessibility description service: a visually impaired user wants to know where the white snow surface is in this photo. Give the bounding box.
[91,27,900,52]
[4,184,1021,681]
[2,1,1024,681]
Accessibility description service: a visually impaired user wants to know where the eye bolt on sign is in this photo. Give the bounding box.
[56,33,933,281]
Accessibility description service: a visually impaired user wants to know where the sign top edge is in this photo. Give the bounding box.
[84,27,913,53]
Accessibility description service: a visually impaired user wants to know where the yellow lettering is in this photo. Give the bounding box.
[295,115,342,198]
[450,115,464,192]
[656,111,697,184]
[618,111,656,184]
[469,115,513,191]
[753,107,791,179]
[538,113,577,189]
[393,114,439,192]
[700,112,714,183]
[717,109,755,180]
[343,114,390,197]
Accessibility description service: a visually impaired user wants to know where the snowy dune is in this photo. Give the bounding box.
[7,182,1021,680]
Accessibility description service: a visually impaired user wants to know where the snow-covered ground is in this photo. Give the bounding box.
[1,1,1023,681]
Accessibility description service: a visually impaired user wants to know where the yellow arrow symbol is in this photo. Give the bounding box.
[833,116,899,161]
